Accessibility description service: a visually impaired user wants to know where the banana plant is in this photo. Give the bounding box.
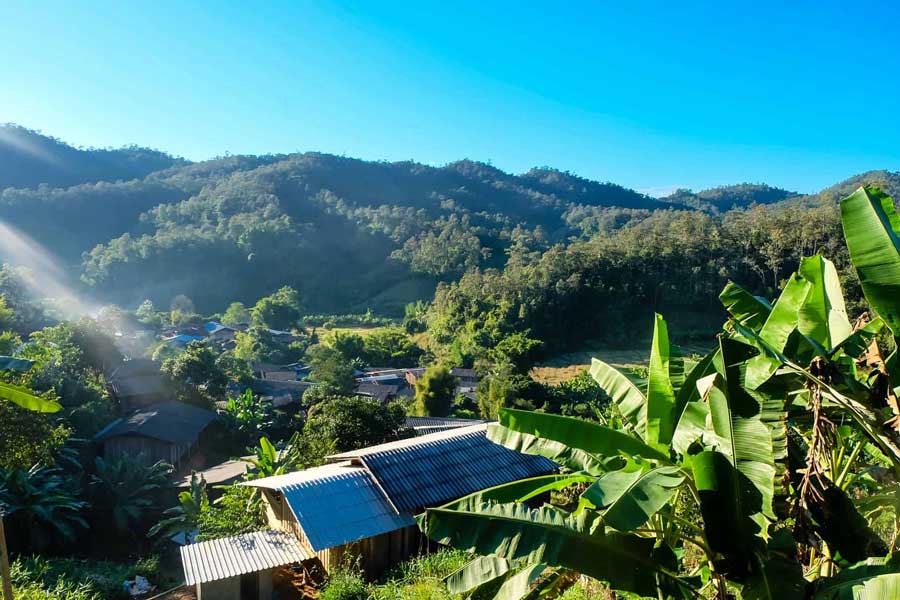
[0,355,61,413]
[420,315,808,599]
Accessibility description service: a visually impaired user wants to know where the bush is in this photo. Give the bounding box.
[9,556,158,600]
[320,568,368,600]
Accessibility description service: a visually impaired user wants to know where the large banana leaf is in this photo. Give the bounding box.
[720,281,773,331]
[581,466,684,531]
[493,563,551,600]
[495,409,670,464]
[671,351,717,455]
[647,313,677,450]
[813,555,900,599]
[0,381,62,413]
[707,339,778,521]
[589,358,646,437]
[487,423,609,475]
[840,186,900,334]
[745,273,810,389]
[442,474,598,512]
[446,556,513,594]
[418,502,693,598]
[798,255,852,351]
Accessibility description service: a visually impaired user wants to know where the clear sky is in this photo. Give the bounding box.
[2,1,898,195]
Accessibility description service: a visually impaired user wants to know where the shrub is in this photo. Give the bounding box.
[320,568,368,600]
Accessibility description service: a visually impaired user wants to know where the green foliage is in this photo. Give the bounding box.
[234,326,308,364]
[320,568,368,600]
[221,389,273,442]
[0,465,87,551]
[327,327,424,368]
[9,555,159,600]
[305,396,407,452]
[251,286,302,330]
[160,340,228,405]
[0,401,69,470]
[88,456,172,535]
[196,484,267,542]
[307,345,357,395]
[413,366,456,417]
[222,301,252,326]
[148,473,207,541]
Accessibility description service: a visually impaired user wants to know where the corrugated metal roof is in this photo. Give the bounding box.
[180,529,309,585]
[94,402,216,445]
[242,462,415,552]
[405,416,485,432]
[332,424,558,513]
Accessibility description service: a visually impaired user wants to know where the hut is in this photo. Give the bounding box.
[94,402,216,468]
[179,424,557,598]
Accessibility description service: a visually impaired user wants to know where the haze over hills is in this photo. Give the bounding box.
[0,124,896,319]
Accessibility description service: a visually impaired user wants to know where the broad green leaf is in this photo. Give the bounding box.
[589,358,645,437]
[745,272,810,389]
[446,556,512,594]
[418,502,693,598]
[581,466,684,531]
[671,350,717,454]
[813,554,900,599]
[798,255,852,351]
[741,529,806,600]
[487,425,609,475]
[0,381,61,413]
[647,313,677,450]
[442,474,598,512]
[720,281,773,331]
[496,409,670,464]
[840,185,900,334]
[493,563,550,600]
[706,338,778,522]
[834,317,885,359]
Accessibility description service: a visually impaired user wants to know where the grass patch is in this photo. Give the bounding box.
[9,555,163,600]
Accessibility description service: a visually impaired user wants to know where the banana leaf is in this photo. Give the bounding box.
[487,422,610,475]
[442,474,598,512]
[0,381,62,413]
[581,466,684,531]
[493,563,550,600]
[446,556,513,594]
[720,281,773,331]
[813,554,900,599]
[589,358,646,438]
[496,409,670,464]
[745,273,810,389]
[418,502,693,598]
[740,529,806,600]
[798,255,852,351]
[647,313,677,450]
[840,186,900,335]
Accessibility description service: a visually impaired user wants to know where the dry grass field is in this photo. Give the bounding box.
[530,344,712,384]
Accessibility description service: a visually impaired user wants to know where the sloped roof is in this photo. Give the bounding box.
[330,424,557,513]
[180,529,309,585]
[242,462,414,551]
[405,416,485,431]
[94,402,216,446]
[108,374,169,399]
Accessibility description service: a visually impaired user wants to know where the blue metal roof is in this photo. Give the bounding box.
[243,462,415,552]
[333,424,558,513]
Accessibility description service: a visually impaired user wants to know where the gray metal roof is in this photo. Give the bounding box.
[94,402,216,445]
[331,424,558,513]
[242,462,415,552]
[180,529,309,585]
[405,416,486,433]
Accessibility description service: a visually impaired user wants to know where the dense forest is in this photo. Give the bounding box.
[2,124,900,352]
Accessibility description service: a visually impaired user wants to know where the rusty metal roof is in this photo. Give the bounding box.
[332,424,558,513]
[242,462,415,552]
[180,529,309,585]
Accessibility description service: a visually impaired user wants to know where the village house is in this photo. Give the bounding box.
[178,424,556,599]
[94,402,217,469]
[107,358,173,412]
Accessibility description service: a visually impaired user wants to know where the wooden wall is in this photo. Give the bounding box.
[102,435,189,468]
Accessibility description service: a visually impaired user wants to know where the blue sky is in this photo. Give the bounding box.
[2,1,898,195]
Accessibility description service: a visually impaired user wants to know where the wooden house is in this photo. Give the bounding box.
[179,424,557,598]
[94,402,217,469]
[107,358,173,412]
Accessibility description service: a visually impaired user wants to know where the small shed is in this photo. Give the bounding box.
[94,402,216,468]
[180,529,309,600]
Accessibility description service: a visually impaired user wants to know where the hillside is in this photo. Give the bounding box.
[0,124,896,320]
[0,124,185,189]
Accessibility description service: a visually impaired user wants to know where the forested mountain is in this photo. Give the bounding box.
[0,124,897,333]
[0,124,185,190]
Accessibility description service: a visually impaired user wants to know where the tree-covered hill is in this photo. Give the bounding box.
[0,124,897,323]
[0,124,186,190]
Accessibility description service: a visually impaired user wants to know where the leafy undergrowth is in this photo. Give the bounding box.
[9,555,163,600]
[321,551,618,600]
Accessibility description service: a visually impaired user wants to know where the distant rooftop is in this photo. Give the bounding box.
[94,402,216,446]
